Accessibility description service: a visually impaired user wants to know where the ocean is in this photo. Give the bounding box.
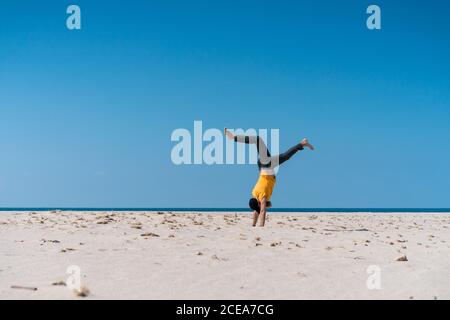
[0,208,449,213]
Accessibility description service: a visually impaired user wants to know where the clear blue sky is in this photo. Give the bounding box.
[1,0,449,208]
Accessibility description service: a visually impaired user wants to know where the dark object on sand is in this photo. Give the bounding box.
[140,232,160,237]
[11,285,38,291]
[74,286,90,297]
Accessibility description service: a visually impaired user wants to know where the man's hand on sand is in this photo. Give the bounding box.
[301,138,315,150]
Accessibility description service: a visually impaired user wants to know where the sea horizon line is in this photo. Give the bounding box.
[1,208,450,213]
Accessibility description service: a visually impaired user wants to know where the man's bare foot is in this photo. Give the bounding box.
[301,138,315,150]
[224,128,235,140]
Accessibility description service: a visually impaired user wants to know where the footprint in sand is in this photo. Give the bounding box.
[211,254,228,261]
[140,232,160,237]
[41,239,61,244]
[60,248,76,253]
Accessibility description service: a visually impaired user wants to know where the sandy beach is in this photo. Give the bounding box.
[0,211,449,300]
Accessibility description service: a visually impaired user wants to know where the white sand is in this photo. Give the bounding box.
[0,211,449,300]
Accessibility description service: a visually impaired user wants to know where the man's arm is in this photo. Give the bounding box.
[259,197,267,227]
[252,210,259,227]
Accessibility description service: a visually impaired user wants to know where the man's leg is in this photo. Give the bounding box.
[259,210,267,227]
[275,138,314,167]
[225,128,271,165]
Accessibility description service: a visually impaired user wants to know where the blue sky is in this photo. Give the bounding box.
[1,0,449,208]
